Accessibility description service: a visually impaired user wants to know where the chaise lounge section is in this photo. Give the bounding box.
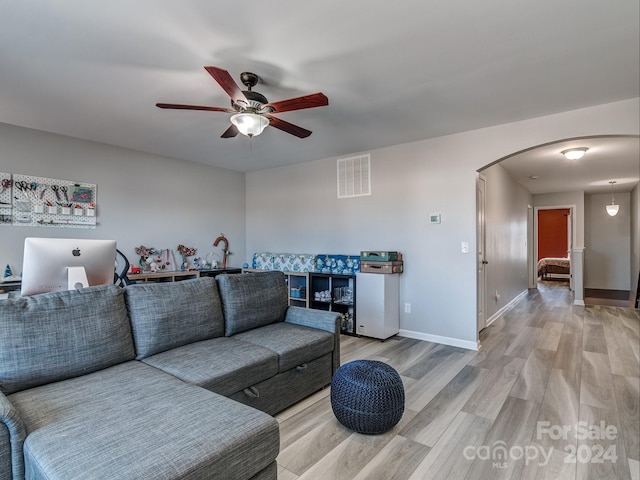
[0,271,340,480]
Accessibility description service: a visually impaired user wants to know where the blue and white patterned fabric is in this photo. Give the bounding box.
[315,255,360,274]
[252,253,316,272]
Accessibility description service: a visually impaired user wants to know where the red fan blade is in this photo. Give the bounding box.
[221,124,239,138]
[265,115,312,138]
[266,92,328,113]
[204,66,246,105]
[156,103,234,113]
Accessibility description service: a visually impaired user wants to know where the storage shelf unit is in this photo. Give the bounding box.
[309,273,357,336]
[243,269,310,308]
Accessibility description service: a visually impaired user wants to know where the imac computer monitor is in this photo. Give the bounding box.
[21,237,117,296]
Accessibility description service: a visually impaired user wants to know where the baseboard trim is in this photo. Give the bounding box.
[485,289,528,328]
[573,299,585,306]
[398,330,479,351]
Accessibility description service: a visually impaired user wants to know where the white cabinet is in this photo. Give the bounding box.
[355,273,399,340]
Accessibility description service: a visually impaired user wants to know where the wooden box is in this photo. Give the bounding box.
[360,261,403,274]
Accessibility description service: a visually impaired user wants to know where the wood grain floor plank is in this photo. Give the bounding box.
[576,403,631,480]
[461,355,526,420]
[553,332,583,374]
[464,396,541,480]
[510,348,555,403]
[400,365,488,447]
[406,412,492,480]
[612,374,640,463]
[351,435,431,480]
[505,326,542,359]
[518,447,576,480]
[580,351,615,409]
[536,368,580,451]
[404,350,475,412]
[582,323,608,354]
[535,321,564,351]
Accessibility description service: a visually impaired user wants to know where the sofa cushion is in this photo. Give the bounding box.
[124,277,224,359]
[141,337,279,396]
[233,322,335,372]
[216,272,288,336]
[0,284,134,395]
[9,361,279,480]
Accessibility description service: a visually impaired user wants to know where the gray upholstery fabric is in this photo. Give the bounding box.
[10,362,279,480]
[233,322,334,372]
[141,337,279,396]
[285,306,342,373]
[0,391,25,480]
[229,354,333,415]
[124,277,225,359]
[0,284,134,395]
[216,272,288,336]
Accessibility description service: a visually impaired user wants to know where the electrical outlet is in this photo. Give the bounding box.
[405,303,411,313]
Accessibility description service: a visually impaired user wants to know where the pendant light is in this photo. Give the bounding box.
[606,180,619,216]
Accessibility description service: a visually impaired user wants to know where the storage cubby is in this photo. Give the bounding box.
[310,273,357,336]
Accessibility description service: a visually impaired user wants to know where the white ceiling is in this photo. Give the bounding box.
[1,1,638,193]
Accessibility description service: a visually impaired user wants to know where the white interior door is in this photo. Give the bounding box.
[477,175,487,333]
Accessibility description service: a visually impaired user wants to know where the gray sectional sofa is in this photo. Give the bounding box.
[0,271,341,480]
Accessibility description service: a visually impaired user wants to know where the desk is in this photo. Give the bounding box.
[0,280,22,293]
[127,268,241,284]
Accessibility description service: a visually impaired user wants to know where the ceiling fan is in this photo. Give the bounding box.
[156,66,328,139]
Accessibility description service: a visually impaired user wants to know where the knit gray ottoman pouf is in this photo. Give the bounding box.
[330,360,405,434]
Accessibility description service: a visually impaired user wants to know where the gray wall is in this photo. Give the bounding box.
[0,123,246,273]
[247,99,639,348]
[584,191,632,290]
[482,164,531,319]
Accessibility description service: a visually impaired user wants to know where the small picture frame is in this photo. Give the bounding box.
[429,213,441,224]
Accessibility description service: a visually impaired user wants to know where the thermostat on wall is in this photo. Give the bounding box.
[429,213,441,224]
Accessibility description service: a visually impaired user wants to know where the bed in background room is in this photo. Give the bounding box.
[537,257,570,280]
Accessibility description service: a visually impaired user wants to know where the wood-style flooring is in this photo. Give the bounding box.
[275,281,640,480]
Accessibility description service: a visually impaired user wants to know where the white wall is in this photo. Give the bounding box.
[482,164,531,319]
[0,123,246,273]
[584,191,631,290]
[246,98,639,348]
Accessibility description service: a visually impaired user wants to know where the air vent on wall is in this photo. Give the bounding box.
[337,154,371,199]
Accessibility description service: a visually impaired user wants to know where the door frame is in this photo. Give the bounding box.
[476,174,487,334]
[533,204,576,290]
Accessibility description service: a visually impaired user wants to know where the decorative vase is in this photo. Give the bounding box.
[180,255,189,271]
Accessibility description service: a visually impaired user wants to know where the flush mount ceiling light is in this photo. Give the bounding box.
[606,180,619,216]
[561,147,588,160]
[230,112,270,138]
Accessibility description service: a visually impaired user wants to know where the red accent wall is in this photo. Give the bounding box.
[538,208,570,260]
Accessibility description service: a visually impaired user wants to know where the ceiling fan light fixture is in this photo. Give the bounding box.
[230,113,269,137]
[606,180,619,216]
[561,147,588,160]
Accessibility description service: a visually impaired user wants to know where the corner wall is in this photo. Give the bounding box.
[0,123,246,273]
[584,191,631,290]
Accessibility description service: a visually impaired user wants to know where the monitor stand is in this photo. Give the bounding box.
[67,266,89,291]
